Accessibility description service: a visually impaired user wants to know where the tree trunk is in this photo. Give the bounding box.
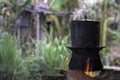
[31,0,40,40]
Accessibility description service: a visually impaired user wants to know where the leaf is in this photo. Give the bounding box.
[107,28,120,42]
[50,0,79,11]
[50,0,67,11]
[20,0,32,8]
[0,33,28,79]
[37,36,71,75]
[4,0,12,5]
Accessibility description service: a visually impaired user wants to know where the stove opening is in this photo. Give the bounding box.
[84,58,101,77]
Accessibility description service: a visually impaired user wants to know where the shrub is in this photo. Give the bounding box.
[0,33,29,80]
[37,36,71,76]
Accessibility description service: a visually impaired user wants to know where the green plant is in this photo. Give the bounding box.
[50,0,79,11]
[0,0,32,35]
[107,28,120,43]
[0,33,29,80]
[25,56,41,80]
[37,36,71,76]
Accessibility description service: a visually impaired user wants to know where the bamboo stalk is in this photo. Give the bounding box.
[49,15,63,37]
[101,0,108,54]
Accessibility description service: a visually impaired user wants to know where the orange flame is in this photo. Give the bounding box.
[84,58,96,77]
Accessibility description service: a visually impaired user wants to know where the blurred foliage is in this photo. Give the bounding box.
[107,28,120,43]
[0,32,29,80]
[0,0,32,34]
[0,0,72,78]
[46,0,79,37]
[0,0,119,79]
[25,56,41,80]
[102,0,120,65]
[50,0,79,11]
[50,0,68,11]
[37,36,71,76]
[20,0,32,8]
[49,15,63,37]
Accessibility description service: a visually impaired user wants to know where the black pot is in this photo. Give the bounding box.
[69,21,103,71]
[71,21,100,48]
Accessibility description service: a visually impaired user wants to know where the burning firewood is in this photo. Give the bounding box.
[54,68,113,80]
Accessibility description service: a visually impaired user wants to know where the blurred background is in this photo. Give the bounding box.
[0,0,120,80]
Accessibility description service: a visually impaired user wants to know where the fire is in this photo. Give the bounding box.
[84,58,100,77]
